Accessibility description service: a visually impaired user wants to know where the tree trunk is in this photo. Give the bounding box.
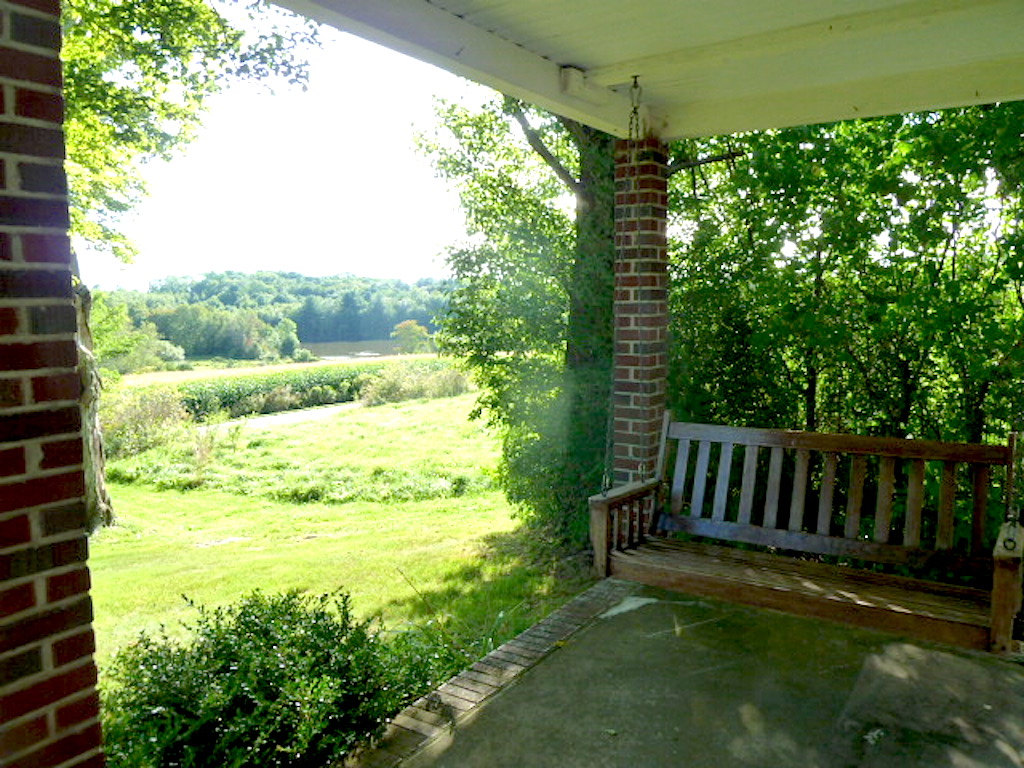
[73,273,115,530]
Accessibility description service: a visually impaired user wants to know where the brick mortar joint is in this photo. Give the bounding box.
[4,725,104,768]
[0,37,63,61]
[4,467,87,487]
[2,3,64,22]
[0,152,66,167]
[0,188,69,202]
[0,655,96,698]
[0,264,76,276]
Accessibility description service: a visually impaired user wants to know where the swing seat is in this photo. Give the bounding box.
[590,418,1024,652]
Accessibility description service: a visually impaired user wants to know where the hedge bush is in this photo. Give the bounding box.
[360,362,470,406]
[173,359,468,420]
[100,386,192,459]
[102,590,458,768]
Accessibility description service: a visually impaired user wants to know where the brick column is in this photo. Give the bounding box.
[612,138,669,484]
[1,1,106,766]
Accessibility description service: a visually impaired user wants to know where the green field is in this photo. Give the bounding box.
[89,394,593,668]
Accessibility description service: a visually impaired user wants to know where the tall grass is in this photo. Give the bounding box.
[90,394,593,666]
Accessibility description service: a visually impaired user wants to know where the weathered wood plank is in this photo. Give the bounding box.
[904,458,925,547]
[712,442,734,521]
[764,446,783,529]
[817,452,837,535]
[643,515,990,572]
[972,464,990,556]
[789,449,810,532]
[874,456,896,543]
[608,540,991,651]
[589,498,612,576]
[936,461,957,550]
[667,421,1010,464]
[670,438,691,516]
[637,537,990,606]
[991,521,1023,653]
[845,455,867,539]
[655,409,671,480]
[690,440,711,517]
[738,444,758,525]
[623,503,635,549]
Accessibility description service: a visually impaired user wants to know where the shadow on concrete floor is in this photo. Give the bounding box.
[356,580,1024,768]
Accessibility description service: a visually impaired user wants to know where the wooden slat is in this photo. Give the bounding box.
[690,440,711,517]
[738,444,758,525]
[972,464,990,556]
[991,521,1024,653]
[667,421,1010,464]
[936,461,957,550]
[816,452,837,535]
[635,538,990,608]
[711,442,734,521]
[904,458,925,547]
[656,515,991,572]
[764,446,783,529]
[654,410,671,480]
[789,449,810,532]
[845,455,867,539]
[608,539,991,651]
[874,456,896,543]
[670,439,691,516]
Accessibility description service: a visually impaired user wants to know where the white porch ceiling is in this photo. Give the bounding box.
[275,0,1024,138]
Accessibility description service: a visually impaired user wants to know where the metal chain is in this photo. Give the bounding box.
[628,75,642,141]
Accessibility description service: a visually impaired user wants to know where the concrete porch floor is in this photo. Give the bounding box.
[350,579,1024,768]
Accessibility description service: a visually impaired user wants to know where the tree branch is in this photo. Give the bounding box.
[667,150,745,177]
[506,101,584,196]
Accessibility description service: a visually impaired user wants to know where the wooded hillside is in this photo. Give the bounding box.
[98,272,452,364]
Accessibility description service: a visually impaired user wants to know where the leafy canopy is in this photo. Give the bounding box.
[62,0,319,260]
[670,104,1024,443]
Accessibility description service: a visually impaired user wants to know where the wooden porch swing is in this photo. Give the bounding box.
[591,415,1024,653]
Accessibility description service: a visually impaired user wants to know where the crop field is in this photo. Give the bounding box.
[121,354,426,388]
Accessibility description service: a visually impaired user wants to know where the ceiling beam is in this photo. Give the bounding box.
[274,0,656,137]
[662,56,1024,138]
[586,0,1011,89]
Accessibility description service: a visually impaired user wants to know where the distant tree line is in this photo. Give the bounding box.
[101,272,453,362]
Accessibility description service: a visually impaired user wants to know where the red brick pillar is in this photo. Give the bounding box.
[612,138,669,485]
[1,1,106,766]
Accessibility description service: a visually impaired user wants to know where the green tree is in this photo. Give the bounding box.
[91,293,185,374]
[422,98,616,545]
[64,1,318,528]
[391,319,433,354]
[670,104,1024,444]
[63,0,318,260]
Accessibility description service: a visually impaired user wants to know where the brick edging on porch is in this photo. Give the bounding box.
[344,578,642,768]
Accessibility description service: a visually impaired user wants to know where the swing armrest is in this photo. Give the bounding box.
[589,479,661,577]
[991,521,1023,653]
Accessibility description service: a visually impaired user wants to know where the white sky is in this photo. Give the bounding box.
[77,26,492,291]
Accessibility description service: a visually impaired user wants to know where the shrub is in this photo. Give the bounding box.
[361,362,470,406]
[102,591,447,768]
[100,386,192,459]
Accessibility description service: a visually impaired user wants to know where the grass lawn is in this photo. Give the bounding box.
[90,394,594,669]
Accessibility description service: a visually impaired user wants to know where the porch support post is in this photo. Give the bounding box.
[612,138,669,484]
[0,1,106,765]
